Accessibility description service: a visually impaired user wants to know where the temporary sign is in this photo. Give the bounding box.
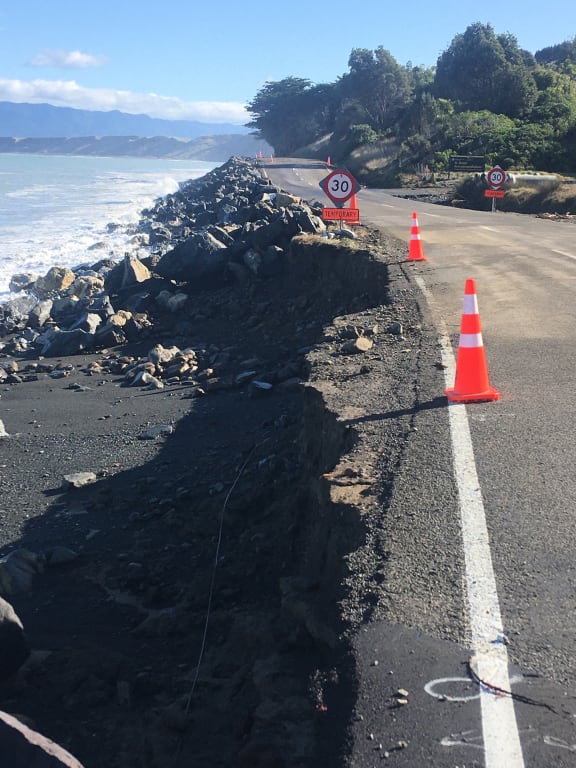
[322,207,360,222]
[319,169,359,206]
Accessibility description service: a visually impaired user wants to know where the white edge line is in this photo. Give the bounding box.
[415,275,525,768]
[551,249,576,261]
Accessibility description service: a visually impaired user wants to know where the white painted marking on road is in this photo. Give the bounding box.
[480,226,500,232]
[415,275,525,768]
[551,249,576,261]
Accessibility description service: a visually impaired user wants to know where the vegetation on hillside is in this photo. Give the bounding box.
[246,24,576,184]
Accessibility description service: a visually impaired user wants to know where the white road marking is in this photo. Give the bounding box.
[551,249,576,260]
[480,226,500,232]
[415,275,525,768]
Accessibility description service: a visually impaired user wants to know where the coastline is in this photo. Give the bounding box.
[0,157,422,767]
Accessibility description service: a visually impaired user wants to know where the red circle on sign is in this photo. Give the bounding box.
[319,169,358,205]
[487,166,506,189]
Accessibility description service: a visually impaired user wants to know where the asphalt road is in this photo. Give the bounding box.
[264,160,576,767]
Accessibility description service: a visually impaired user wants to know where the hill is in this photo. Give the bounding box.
[0,101,246,139]
[0,134,272,161]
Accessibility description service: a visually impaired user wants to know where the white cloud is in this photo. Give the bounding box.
[0,79,249,124]
[28,49,107,69]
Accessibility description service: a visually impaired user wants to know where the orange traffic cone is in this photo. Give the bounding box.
[445,279,500,403]
[327,155,331,166]
[347,193,360,224]
[407,212,426,262]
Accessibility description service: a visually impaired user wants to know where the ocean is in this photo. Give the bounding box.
[0,153,219,300]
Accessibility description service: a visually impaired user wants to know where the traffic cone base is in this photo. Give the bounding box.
[407,212,426,262]
[445,279,500,403]
[445,383,500,403]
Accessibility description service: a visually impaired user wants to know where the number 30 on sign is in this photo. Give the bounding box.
[319,169,358,206]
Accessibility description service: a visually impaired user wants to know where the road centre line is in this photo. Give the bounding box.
[418,210,443,218]
[415,276,525,768]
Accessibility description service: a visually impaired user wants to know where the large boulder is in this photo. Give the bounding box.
[28,299,54,329]
[70,275,105,300]
[34,267,76,298]
[0,711,85,767]
[9,273,38,294]
[155,231,228,283]
[121,254,151,287]
[41,329,94,357]
[104,254,151,293]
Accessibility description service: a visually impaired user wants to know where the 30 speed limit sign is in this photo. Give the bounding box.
[486,165,507,189]
[319,169,358,206]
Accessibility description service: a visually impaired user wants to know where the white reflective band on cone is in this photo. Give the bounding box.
[459,333,483,348]
[463,295,479,314]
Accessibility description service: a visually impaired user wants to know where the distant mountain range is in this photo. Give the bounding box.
[0,101,248,139]
[0,101,271,160]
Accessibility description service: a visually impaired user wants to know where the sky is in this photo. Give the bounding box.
[1,1,575,126]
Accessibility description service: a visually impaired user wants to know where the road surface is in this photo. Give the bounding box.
[264,159,576,767]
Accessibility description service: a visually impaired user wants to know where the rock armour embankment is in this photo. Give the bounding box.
[0,158,422,767]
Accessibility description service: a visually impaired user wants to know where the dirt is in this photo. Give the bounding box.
[0,226,427,767]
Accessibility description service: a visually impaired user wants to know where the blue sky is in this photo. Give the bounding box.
[1,1,575,125]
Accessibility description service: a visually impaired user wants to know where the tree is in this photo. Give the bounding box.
[535,37,576,69]
[434,23,537,118]
[530,68,576,134]
[246,77,337,155]
[338,47,413,133]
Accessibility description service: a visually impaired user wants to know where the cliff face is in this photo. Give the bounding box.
[0,134,272,161]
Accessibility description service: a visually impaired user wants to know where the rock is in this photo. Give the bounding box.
[155,290,188,312]
[121,253,151,287]
[34,266,76,297]
[275,191,301,207]
[342,336,374,354]
[0,597,29,680]
[0,711,85,767]
[147,344,180,366]
[62,472,97,489]
[41,329,94,357]
[156,230,228,282]
[139,424,174,440]
[0,550,44,596]
[71,274,105,299]
[243,248,262,275]
[28,299,53,329]
[131,371,164,389]
[68,311,102,334]
[9,273,38,293]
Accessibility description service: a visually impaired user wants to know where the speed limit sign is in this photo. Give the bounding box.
[319,169,358,206]
[486,165,506,189]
